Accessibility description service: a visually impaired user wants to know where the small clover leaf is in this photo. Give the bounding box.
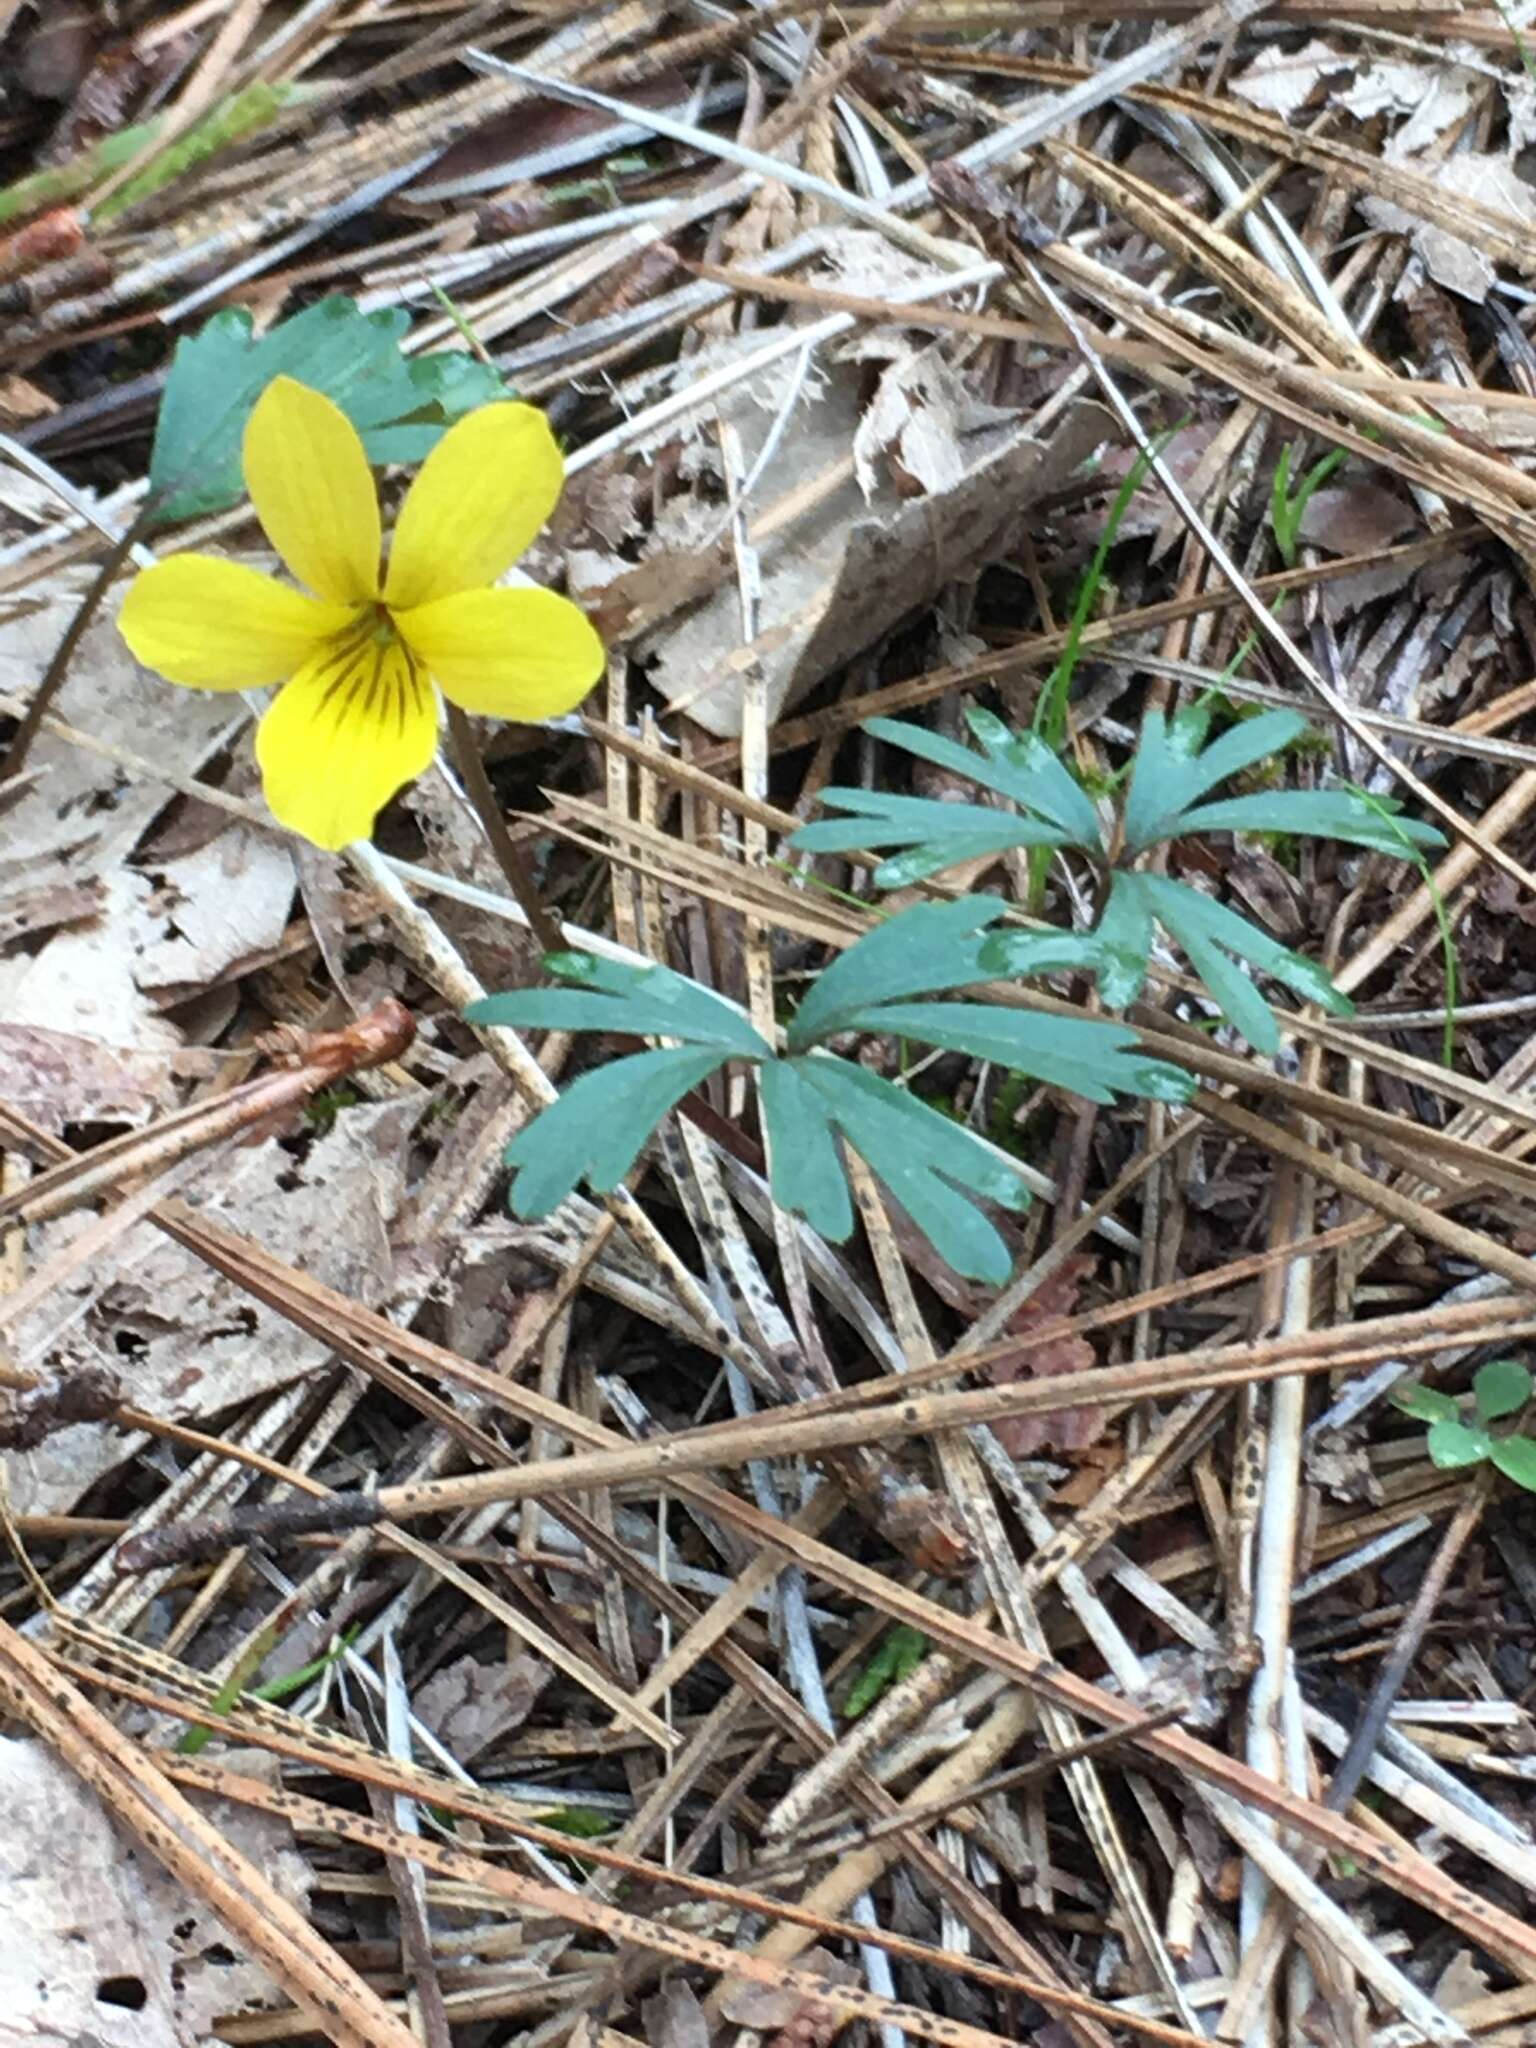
[1473,1359,1532,1424]
[1490,1436,1536,1491]
[1425,1419,1493,1470]
[1391,1383,1460,1426]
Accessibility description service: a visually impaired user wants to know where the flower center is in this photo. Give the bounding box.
[307,604,428,729]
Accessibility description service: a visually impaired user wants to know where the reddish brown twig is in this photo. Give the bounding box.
[117,1492,382,1573]
[0,999,415,1230]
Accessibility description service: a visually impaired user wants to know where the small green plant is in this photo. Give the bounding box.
[303,1082,360,1136]
[792,705,1444,1054]
[1393,1360,1536,1485]
[176,1624,360,1756]
[1036,429,1179,751]
[0,83,304,227]
[467,896,1193,1283]
[843,1624,929,1717]
[1270,440,1349,570]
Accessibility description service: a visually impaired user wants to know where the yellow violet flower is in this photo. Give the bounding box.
[119,375,604,850]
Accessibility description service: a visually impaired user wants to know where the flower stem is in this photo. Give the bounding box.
[443,702,562,955]
[0,505,156,788]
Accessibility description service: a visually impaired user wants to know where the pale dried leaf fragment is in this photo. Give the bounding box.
[1365,156,1536,302]
[719,1949,861,2048]
[853,342,1017,499]
[1340,50,1478,154]
[0,593,244,888]
[643,359,1099,735]
[0,1023,177,1126]
[0,876,103,947]
[1228,38,1346,117]
[134,824,295,996]
[0,1738,307,2048]
[9,1097,422,1514]
[643,1979,712,2048]
[1430,1949,1494,2015]
[0,869,181,1056]
[1297,482,1418,558]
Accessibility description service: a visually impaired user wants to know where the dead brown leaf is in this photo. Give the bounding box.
[413,1652,553,1762]
[985,1256,1106,1457]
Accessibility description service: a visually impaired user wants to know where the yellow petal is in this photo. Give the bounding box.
[255,629,438,850]
[382,403,563,611]
[394,586,604,719]
[118,554,354,688]
[243,376,381,604]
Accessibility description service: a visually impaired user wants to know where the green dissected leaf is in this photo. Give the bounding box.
[501,1047,726,1215]
[963,708,1106,847]
[1181,928,1287,1053]
[793,789,1072,889]
[864,715,1104,848]
[758,1058,855,1243]
[149,296,507,524]
[844,1625,929,1718]
[1473,1358,1533,1424]
[1490,1434,1536,1490]
[1425,1418,1492,1469]
[790,1056,1028,1284]
[1175,790,1445,855]
[1122,709,1308,852]
[467,952,768,1056]
[1134,874,1352,1053]
[1391,1383,1461,1425]
[786,897,1006,1050]
[1119,707,1445,865]
[845,999,1195,1106]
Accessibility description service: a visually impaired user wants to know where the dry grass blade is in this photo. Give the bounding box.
[156,1757,1216,2048]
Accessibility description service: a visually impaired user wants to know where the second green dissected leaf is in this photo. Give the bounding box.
[784,895,1004,1047]
[758,1058,857,1243]
[1174,790,1443,856]
[1120,708,1306,852]
[788,1057,1029,1285]
[1131,875,1354,1054]
[839,998,1194,1106]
